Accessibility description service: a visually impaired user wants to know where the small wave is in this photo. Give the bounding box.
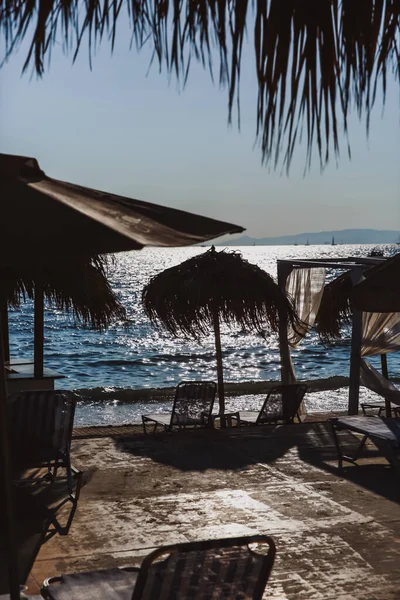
[73,375,355,405]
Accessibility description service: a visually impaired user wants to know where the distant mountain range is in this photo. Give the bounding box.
[217,229,400,246]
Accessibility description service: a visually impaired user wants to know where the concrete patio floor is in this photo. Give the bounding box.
[28,421,400,599]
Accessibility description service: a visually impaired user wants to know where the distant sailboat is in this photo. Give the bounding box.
[306,239,309,246]
[331,236,336,246]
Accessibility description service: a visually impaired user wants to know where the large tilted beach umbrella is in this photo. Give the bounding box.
[0,153,244,599]
[2,1,399,170]
[142,246,301,414]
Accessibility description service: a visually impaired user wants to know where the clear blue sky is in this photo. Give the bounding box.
[1,20,399,238]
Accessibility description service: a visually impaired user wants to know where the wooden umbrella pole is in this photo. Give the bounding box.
[34,282,44,379]
[380,354,391,418]
[212,309,225,420]
[0,308,21,599]
[0,295,10,363]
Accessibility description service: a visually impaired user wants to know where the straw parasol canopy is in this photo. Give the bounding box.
[142,246,302,414]
[315,254,400,343]
[2,2,399,170]
[2,255,126,330]
[315,271,354,344]
[353,253,400,313]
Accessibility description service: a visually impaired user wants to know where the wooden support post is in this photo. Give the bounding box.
[277,261,295,384]
[0,295,10,363]
[0,308,21,599]
[213,310,225,420]
[381,354,389,379]
[380,354,392,418]
[348,268,363,415]
[34,283,44,379]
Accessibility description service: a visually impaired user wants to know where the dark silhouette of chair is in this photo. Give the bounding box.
[330,415,400,475]
[41,534,276,600]
[142,381,216,434]
[239,383,308,426]
[7,389,79,500]
[359,359,400,417]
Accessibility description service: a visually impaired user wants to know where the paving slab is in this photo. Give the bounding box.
[28,422,400,599]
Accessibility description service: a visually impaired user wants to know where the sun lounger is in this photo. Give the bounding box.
[239,383,308,426]
[0,479,82,595]
[330,415,400,475]
[359,359,400,417]
[142,381,216,434]
[41,534,276,600]
[6,390,79,501]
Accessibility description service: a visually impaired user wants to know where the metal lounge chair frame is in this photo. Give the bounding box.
[239,383,308,426]
[41,534,276,600]
[142,381,217,434]
[359,359,400,417]
[330,415,400,475]
[6,389,81,528]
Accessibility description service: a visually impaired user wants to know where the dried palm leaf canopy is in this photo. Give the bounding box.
[142,246,302,414]
[2,2,399,170]
[353,253,400,313]
[315,254,400,343]
[2,255,125,329]
[315,272,353,344]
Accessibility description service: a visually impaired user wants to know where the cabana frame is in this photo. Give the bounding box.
[277,256,387,415]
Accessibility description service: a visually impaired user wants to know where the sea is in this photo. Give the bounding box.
[8,244,400,426]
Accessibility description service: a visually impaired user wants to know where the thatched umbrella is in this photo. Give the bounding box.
[315,254,400,343]
[353,253,400,313]
[2,2,399,170]
[1,255,126,375]
[315,271,354,345]
[142,246,301,415]
[3,255,125,329]
[0,154,243,599]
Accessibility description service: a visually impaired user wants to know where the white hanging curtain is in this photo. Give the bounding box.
[286,268,326,347]
[361,312,400,357]
[280,267,326,393]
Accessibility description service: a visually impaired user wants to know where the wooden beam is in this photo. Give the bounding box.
[0,309,21,599]
[0,295,9,363]
[348,268,363,415]
[380,354,392,418]
[34,283,44,379]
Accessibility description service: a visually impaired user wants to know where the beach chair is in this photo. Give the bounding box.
[142,381,216,434]
[330,415,400,475]
[0,479,82,594]
[359,360,400,417]
[41,534,276,600]
[6,390,79,501]
[238,383,308,426]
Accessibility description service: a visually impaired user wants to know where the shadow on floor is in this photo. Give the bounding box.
[297,421,400,503]
[0,467,88,595]
[115,424,298,471]
[115,421,400,502]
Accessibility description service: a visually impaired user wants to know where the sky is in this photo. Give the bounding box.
[1,18,399,239]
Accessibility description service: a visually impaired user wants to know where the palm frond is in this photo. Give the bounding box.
[1,1,399,170]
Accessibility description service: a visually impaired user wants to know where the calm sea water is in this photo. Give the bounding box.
[8,244,400,424]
